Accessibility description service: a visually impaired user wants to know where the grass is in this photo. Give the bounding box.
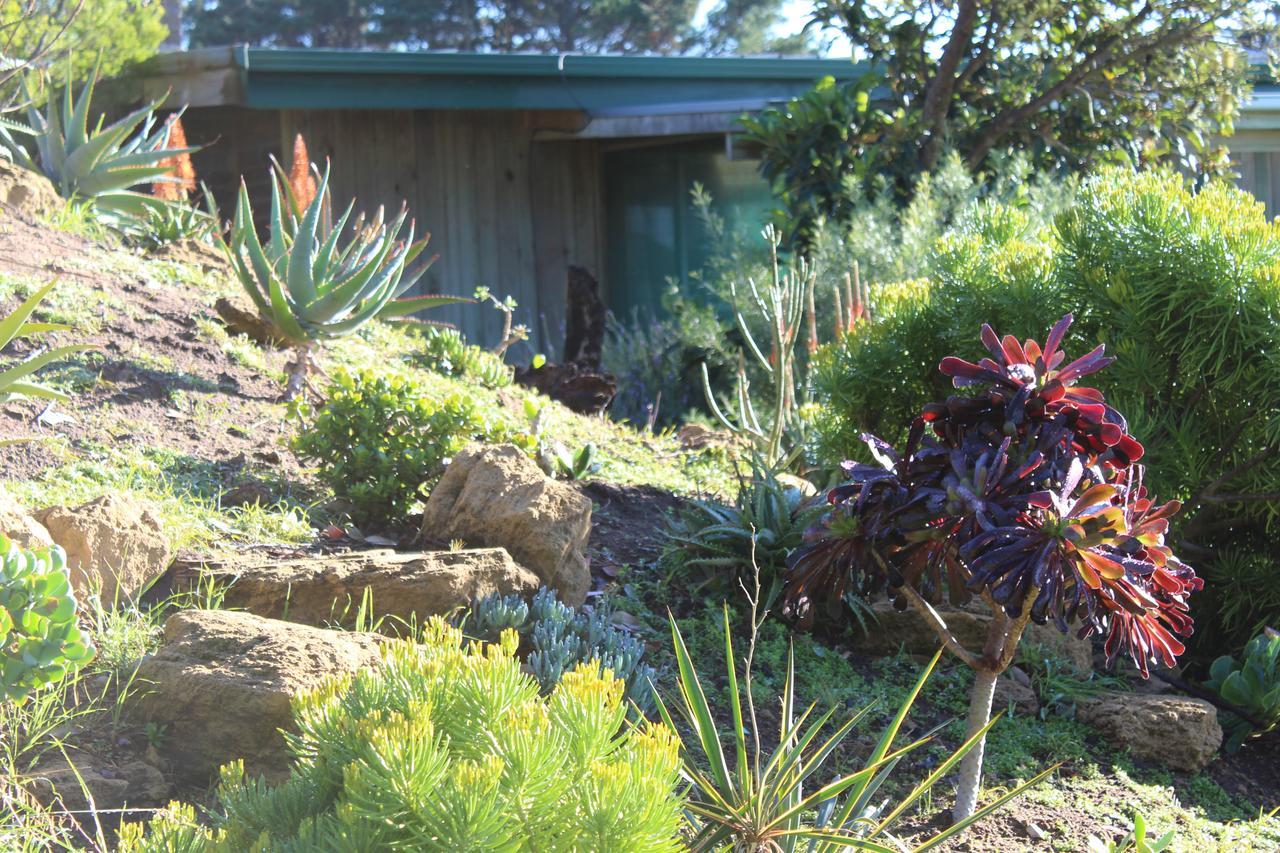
[4,443,315,551]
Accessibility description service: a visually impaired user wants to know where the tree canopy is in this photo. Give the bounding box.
[184,0,808,55]
[2,0,167,85]
[744,1,1268,245]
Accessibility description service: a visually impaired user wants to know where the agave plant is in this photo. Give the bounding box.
[786,315,1198,821]
[0,63,195,221]
[225,161,467,399]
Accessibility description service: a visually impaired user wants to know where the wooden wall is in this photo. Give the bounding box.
[184,106,605,356]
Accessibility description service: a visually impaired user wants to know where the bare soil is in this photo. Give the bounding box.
[0,209,301,487]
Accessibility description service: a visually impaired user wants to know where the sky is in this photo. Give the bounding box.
[694,0,852,56]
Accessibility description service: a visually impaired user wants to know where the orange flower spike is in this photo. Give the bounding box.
[288,133,318,213]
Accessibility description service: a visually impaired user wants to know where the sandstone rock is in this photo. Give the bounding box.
[35,494,171,604]
[1076,693,1222,772]
[421,444,592,606]
[853,599,1093,672]
[172,548,540,629]
[132,609,384,785]
[0,160,61,219]
[994,675,1040,717]
[26,757,169,812]
[0,485,53,549]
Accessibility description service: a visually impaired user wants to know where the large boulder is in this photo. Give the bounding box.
[852,599,1094,672]
[421,444,592,606]
[171,548,541,629]
[35,494,171,603]
[131,609,385,785]
[1076,693,1222,772]
[0,160,61,219]
[0,485,53,550]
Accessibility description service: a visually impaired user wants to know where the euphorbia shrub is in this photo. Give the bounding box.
[786,315,1199,820]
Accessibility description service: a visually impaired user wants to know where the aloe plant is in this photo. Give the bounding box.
[0,63,194,221]
[0,280,91,405]
[225,161,467,399]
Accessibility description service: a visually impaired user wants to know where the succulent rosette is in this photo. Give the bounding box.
[787,314,1200,675]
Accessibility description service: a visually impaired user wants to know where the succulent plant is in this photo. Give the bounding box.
[0,62,195,221]
[0,534,95,703]
[225,160,467,398]
[1205,628,1280,751]
[464,586,656,714]
[0,280,91,405]
[786,314,1197,820]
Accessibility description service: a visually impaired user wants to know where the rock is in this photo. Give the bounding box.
[35,494,171,604]
[171,548,540,629]
[25,757,168,812]
[994,675,1040,716]
[131,609,385,785]
[421,444,592,606]
[0,485,53,549]
[1076,693,1222,772]
[852,599,1093,672]
[0,160,61,219]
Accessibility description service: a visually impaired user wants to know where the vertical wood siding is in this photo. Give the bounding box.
[187,106,603,352]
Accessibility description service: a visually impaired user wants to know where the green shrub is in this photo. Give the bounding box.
[118,620,685,851]
[0,535,95,703]
[291,367,494,527]
[1205,629,1280,751]
[414,325,512,388]
[603,288,735,430]
[464,587,656,713]
[814,168,1280,656]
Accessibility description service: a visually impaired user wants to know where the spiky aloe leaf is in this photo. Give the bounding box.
[0,62,198,213]
[223,160,471,351]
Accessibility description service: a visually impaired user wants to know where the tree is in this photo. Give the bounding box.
[2,0,166,84]
[746,1,1263,243]
[786,314,1199,822]
[184,0,805,55]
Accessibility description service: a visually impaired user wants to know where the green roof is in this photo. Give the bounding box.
[131,46,867,112]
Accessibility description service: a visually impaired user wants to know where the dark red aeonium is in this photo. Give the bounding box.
[786,314,1200,676]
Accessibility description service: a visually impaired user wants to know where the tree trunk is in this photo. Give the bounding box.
[953,667,997,822]
[283,345,314,402]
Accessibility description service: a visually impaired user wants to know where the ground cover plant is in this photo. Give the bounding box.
[118,619,686,851]
[787,313,1198,820]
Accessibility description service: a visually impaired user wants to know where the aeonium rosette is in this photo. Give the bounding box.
[786,314,1199,676]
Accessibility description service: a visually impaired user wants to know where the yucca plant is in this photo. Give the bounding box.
[658,604,1052,850]
[0,62,195,221]
[0,280,91,406]
[225,160,467,399]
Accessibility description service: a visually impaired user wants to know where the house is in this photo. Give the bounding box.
[115,47,1280,354]
[114,47,861,353]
